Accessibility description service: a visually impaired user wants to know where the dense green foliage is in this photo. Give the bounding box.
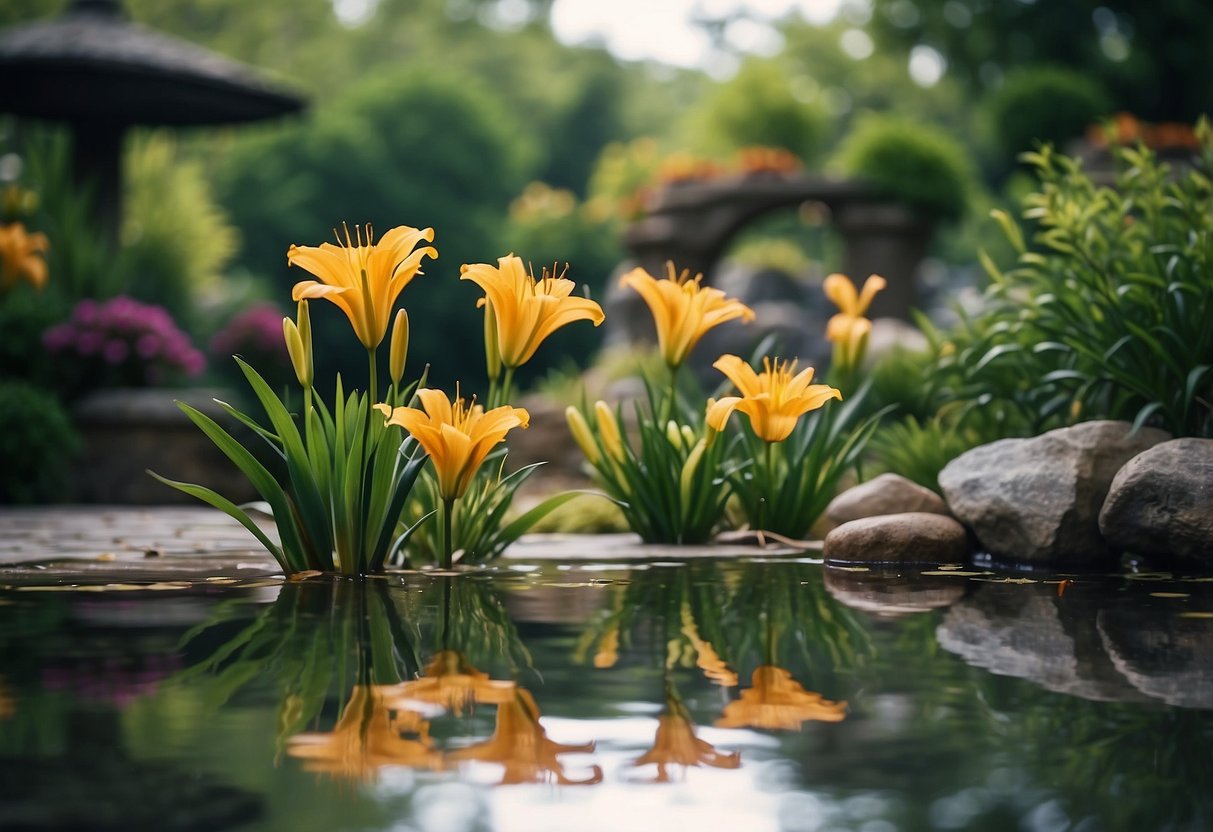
[835,115,973,222]
[926,135,1213,438]
[685,59,830,160]
[983,66,1111,164]
[0,380,79,503]
[865,0,1213,121]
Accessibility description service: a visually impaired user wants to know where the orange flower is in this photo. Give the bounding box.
[385,650,516,716]
[375,388,529,500]
[448,688,602,785]
[706,355,841,442]
[288,223,436,349]
[0,222,49,292]
[286,685,440,780]
[620,263,755,368]
[460,255,604,370]
[716,665,847,731]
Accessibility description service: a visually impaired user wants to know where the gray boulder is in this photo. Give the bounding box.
[1099,438,1213,567]
[938,420,1170,567]
[826,473,950,525]
[823,512,969,565]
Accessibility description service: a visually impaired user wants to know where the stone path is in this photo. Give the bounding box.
[0,506,799,583]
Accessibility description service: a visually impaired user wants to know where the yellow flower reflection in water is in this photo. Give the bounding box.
[388,650,517,716]
[716,665,847,731]
[679,602,737,687]
[287,685,440,780]
[448,688,602,786]
[632,695,740,783]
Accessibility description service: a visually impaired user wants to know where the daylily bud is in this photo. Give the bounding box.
[389,308,409,387]
[283,317,311,388]
[483,298,502,382]
[297,299,311,357]
[679,438,707,509]
[594,400,625,462]
[680,424,696,447]
[566,406,600,465]
[665,420,682,448]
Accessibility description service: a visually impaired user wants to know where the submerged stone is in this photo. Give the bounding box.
[1099,438,1213,568]
[938,420,1170,567]
[822,566,966,617]
[826,472,950,525]
[823,512,968,565]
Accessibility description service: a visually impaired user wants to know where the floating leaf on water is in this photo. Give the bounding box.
[936,564,966,571]
[1149,592,1190,599]
[972,576,1038,584]
[920,570,986,577]
[96,553,116,562]
[829,566,871,573]
[288,570,325,582]
[1125,572,1174,581]
[1179,611,1213,619]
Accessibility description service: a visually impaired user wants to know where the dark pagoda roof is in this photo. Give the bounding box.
[0,0,305,126]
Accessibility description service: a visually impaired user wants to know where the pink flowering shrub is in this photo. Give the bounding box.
[208,302,291,389]
[43,296,205,392]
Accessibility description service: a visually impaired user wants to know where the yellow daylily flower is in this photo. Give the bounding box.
[447,688,603,785]
[632,697,740,782]
[288,223,436,349]
[0,222,49,292]
[830,314,872,373]
[460,255,604,369]
[706,355,842,443]
[824,272,885,343]
[286,685,440,781]
[715,665,847,731]
[375,388,529,500]
[620,263,755,368]
[384,650,516,716]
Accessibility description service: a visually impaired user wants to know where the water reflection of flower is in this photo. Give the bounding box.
[287,685,440,780]
[387,649,516,716]
[716,665,846,731]
[448,688,602,786]
[632,683,739,783]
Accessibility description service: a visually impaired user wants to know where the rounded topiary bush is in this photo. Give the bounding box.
[984,65,1111,162]
[0,381,80,504]
[836,115,974,222]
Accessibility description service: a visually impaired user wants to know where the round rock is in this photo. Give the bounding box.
[826,472,950,524]
[1099,437,1213,567]
[823,512,969,565]
[938,420,1170,567]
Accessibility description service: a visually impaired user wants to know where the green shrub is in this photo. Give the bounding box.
[868,415,982,493]
[686,59,830,161]
[0,381,80,504]
[836,114,974,222]
[932,128,1213,438]
[984,65,1111,163]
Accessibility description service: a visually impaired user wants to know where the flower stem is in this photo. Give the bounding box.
[367,347,379,406]
[441,497,455,570]
[761,441,776,534]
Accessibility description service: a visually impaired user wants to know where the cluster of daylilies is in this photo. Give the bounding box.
[160,218,884,573]
[567,264,886,543]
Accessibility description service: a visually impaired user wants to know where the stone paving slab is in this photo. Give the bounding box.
[0,507,801,584]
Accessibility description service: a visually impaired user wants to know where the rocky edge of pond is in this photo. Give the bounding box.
[823,420,1212,570]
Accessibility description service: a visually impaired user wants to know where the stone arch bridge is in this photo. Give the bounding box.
[622,175,934,320]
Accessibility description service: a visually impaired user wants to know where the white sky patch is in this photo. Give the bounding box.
[550,0,843,69]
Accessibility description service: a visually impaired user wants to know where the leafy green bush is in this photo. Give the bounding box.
[983,65,1111,164]
[0,381,80,504]
[867,415,981,493]
[931,129,1213,438]
[835,115,974,222]
[686,59,830,161]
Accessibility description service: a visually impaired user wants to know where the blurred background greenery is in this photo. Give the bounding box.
[2,0,1210,501]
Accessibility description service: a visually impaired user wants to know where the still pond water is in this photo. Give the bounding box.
[1,558,1211,832]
